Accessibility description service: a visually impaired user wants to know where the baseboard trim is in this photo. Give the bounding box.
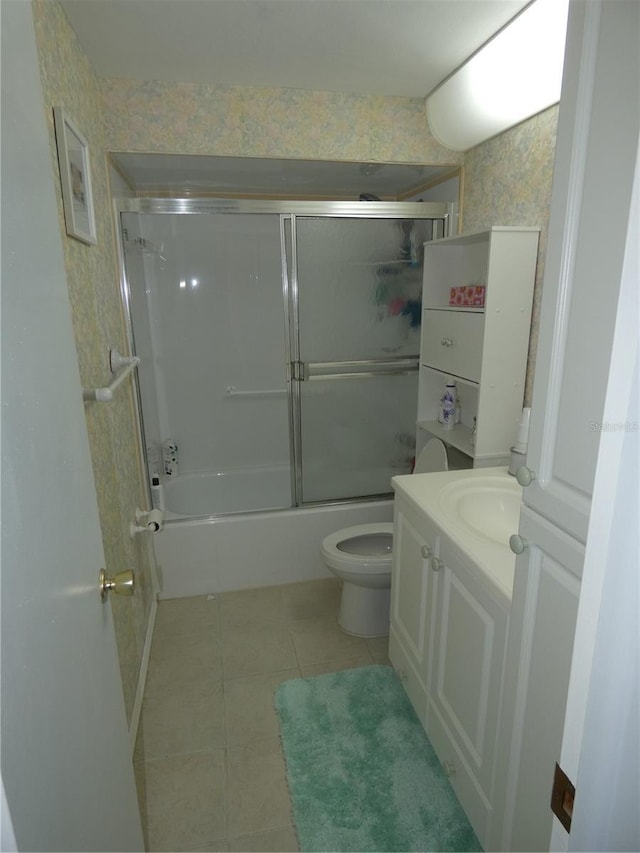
[129,596,158,758]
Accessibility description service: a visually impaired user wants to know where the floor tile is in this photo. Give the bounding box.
[227,825,299,851]
[143,751,227,852]
[280,577,341,623]
[301,654,374,678]
[218,585,284,631]
[154,595,220,639]
[224,668,299,746]
[133,760,149,851]
[365,634,392,665]
[139,579,382,851]
[227,738,293,839]
[146,631,222,697]
[222,626,297,678]
[140,679,226,759]
[290,617,370,667]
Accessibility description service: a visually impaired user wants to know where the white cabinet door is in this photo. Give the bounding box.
[1,5,143,850]
[521,0,639,545]
[491,507,583,853]
[421,310,484,382]
[426,540,509,846]
[389,496,438,719]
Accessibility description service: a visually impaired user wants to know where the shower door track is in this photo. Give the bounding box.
[115,197,452,512]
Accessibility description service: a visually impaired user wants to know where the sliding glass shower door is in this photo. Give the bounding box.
[290,216,435,503]
[118,199,448,516]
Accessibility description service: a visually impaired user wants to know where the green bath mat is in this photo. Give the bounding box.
[275,665,481,852]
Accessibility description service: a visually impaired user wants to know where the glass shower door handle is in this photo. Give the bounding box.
[297,357,419,381]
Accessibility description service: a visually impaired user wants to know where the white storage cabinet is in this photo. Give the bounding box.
[418,227,539,466]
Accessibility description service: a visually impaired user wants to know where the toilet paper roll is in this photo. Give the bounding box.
[146,508,164,532]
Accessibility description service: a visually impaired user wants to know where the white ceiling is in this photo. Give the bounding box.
[61,0,530,196]
[60,0,529,98]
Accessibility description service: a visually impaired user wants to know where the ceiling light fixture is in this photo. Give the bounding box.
[425,0,570,152]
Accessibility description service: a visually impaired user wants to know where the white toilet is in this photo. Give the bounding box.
[320,438,449,637]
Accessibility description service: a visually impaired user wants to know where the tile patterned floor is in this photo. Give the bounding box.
[134,578,391,852]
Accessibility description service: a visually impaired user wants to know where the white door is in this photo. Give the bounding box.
[1,3,144,851]
[491,2,640,851]
[521,0,639,545]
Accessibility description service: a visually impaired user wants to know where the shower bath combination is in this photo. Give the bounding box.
[118,198,451,596]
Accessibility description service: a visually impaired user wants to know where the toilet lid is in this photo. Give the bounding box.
[414,438,448,474]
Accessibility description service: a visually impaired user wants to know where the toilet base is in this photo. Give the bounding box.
[338,582,390,638]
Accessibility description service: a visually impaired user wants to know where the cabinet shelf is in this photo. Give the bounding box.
[423,305,485,313]
[417,420,474,458]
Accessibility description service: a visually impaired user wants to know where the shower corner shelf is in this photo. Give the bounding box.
[83,349,140,403]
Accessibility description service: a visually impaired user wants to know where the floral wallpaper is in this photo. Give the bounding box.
[32,0,157,729]
[101,77,462,166]
[462,107,559,402]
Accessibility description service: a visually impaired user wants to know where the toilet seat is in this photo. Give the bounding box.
[321,523,394,574]
[414,437,448,474]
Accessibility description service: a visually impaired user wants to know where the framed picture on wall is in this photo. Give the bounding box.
[53,107,97,245]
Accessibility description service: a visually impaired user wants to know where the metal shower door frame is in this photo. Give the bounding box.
[115,197,451,512]
[280,204,451,507]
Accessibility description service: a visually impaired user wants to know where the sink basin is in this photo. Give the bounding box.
[439,476,522,546]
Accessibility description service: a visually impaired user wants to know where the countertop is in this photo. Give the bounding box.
[391,466,521,601]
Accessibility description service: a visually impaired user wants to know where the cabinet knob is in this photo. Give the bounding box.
[440,337,453,347]
[431,556,443,572]
[516,465,536,487]
[421,545,433,559]
[509,534,529,555]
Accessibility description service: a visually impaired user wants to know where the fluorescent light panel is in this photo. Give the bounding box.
[426,0,570,152]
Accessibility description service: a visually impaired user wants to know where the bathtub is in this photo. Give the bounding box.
[164,467,292,517]
[154,469,394,598]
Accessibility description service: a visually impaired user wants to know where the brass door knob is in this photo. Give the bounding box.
[99,568,135,602]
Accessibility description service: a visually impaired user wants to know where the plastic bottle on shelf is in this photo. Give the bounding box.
[442,380,456,431]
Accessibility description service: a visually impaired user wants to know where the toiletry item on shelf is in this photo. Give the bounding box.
[150,474,165,511]
[442,380,456,431]
[449,284,486,307]
[162,438,179,477]
[439,390,461,425]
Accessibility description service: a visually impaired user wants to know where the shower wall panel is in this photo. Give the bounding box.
[125,213,290,487]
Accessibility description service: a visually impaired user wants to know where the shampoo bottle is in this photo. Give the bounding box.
[442,380,456,431]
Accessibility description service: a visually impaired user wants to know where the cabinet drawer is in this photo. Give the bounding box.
[421,310,484,382]
[389,628,428,724]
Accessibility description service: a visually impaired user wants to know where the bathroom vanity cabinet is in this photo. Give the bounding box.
[417,227,539,466]
[389,471,514,848]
